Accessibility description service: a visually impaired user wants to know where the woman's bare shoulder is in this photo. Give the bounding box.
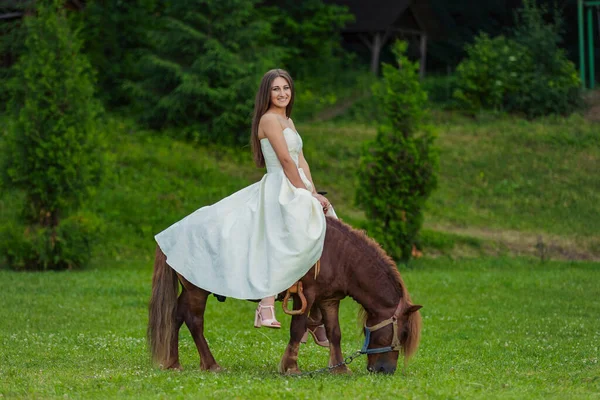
[288,117,297,129]
[258,113,284,139]
[259,112,281,126]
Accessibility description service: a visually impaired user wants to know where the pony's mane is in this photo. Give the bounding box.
[326,218,421,360]
[326,218,407,297]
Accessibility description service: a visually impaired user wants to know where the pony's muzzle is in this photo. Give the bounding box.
[367,361,397,374]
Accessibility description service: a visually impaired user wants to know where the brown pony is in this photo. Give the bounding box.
[148,217,422,374]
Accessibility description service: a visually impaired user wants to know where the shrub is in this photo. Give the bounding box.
[453,0,582,117]
[356,41,438,261]
[0,213,103,271]
[0,0,105,270]
[507,0,582,116]
[453,34,531,113]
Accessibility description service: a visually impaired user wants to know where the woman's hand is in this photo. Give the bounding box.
[312,193,331,214]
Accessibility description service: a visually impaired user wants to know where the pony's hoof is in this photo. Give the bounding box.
[278,359,301,375]
[282,367,302,376]
[209,364,223,373]
[200,363,223,372]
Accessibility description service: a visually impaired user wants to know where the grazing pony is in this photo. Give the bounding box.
[148,217,422,374]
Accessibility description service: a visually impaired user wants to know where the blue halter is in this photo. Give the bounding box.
[361,302,403,355]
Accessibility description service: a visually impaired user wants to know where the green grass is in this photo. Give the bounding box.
[1,258,598,399]
[1,112,599,397]
[425,113,599,237]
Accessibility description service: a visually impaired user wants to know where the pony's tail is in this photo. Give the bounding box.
[148,245,179,367]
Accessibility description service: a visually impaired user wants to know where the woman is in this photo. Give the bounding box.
[155,69,335,332]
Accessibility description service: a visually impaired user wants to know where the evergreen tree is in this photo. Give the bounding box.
[77,0,158,106]
[0,2,28,108]
[356,41,438,262]
[1,0,104,270]
[127,0,285,145]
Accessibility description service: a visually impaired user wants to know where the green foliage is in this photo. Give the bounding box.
[75,0,355,123]
[126,0,286,145]
[266,0,353,74]
[507,0,583,116]
[77,0,158,107]
[453,34,530,112]
[0,3,27,108]
[0,213,103,271]
[0,0,105,270]
[356,41,438,261]
[421,74,460,109]
[265,0,356,119]
[453,1,582,117]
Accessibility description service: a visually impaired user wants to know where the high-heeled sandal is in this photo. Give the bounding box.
[254,303,281,329]
[300,324,329,347]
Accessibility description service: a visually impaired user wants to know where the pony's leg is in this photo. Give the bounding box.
[179,281,221,372]
[278,295,312,375]
[320,300,350,374]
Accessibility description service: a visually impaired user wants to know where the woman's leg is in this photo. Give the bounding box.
[255,295,281,328]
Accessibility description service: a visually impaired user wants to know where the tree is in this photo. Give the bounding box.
[453,0,582,117]
[0,0,104,270]
[77,0,158,107]
[356,41,438,262]
[126,0,286,145]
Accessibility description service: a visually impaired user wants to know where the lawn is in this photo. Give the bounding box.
[0,258,598,399]
[1,113,599,398]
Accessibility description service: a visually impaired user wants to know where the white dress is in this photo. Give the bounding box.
[155,127,336,300]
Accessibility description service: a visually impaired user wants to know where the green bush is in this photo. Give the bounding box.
[0,213,103,271]
[453,0,582,117]
[356,41,438,261]
[0,0,105,270]
[453,34,531,113]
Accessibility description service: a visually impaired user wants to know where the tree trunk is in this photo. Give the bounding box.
[419,34,427,79]
[371,33,382,75]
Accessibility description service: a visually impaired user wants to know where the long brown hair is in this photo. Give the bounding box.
[250,69,295,168]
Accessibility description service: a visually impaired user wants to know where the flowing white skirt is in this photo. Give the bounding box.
[155,168,334,300]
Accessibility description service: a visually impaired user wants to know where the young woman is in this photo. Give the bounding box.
[154,69,335,333]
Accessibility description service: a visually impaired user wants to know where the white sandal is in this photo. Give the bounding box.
[254,303,281,329]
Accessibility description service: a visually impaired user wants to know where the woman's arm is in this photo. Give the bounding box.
[287,118,329,211]
[260,115,306,189]
[298,150,317,194]
[299,150,330,212]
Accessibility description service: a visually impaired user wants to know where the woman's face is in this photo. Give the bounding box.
[269,77,291,109]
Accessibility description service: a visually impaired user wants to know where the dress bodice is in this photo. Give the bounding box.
[260,127,303,173]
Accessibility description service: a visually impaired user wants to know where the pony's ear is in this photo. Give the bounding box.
[403,305,423,316]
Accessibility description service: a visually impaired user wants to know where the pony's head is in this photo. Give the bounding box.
[360,302,422,374]
[324,218,423,374]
